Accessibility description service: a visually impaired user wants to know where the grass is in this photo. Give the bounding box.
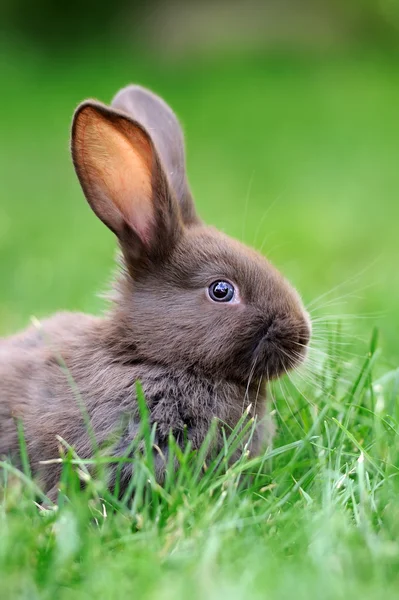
[1,42,399,598]
[2,329,399,599]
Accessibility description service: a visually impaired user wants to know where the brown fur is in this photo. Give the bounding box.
[0,85,311,495]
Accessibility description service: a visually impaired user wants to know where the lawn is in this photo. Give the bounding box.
[1,43,399,599]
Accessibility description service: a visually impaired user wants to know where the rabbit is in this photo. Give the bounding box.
[0,85,311,497]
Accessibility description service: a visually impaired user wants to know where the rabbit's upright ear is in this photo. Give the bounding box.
[72,101,183,267]
[111,85,200,227]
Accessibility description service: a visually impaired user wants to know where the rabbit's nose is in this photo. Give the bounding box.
[259,318,274,340]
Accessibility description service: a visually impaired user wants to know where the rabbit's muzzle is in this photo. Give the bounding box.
[249,311,311,381]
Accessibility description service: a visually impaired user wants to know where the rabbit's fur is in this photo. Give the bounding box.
[0,86,311,495]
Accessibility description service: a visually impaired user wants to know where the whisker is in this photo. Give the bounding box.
[310,313,384,322]
[253,188,289,249]
[253,376,263,420]
[291,339,370,362]
[241,170,255,243]
[306,282,377,314]
[267,365,293,437]
[305,257,381,311]
[242,354,258,416]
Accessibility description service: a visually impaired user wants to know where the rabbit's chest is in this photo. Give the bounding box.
[67,360,268,454]
[134,369,267,448]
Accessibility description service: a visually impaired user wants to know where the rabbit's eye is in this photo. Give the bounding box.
[208,280,235,302]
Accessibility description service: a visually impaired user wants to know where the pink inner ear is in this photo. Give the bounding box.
[79,108,155,247]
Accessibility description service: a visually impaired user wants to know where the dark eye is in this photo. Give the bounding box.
[208,280,235,303]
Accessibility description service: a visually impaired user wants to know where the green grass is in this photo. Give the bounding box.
[1,43,399,598]
[2,330,399,599]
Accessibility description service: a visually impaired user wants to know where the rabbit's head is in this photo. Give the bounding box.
[72,86,311,384]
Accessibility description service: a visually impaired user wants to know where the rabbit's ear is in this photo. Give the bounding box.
[111,85,200,227]
[72,101,183,266]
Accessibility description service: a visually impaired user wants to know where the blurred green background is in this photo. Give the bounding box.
[0,0,398,364]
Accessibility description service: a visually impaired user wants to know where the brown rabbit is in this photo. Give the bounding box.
[0,85,311,496]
